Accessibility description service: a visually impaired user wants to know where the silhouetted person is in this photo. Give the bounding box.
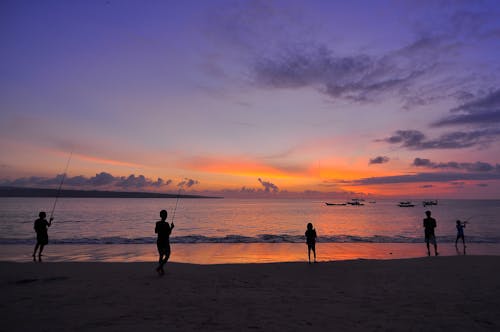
[305,222,317,264]
[33,211,53,262]
[455,220,466,252]
[155,209,174,275]
[423,210,438,256]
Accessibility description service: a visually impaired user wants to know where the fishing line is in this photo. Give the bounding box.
[49,151,73,221]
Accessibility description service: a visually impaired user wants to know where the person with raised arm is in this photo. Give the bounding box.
[33,211,53,262]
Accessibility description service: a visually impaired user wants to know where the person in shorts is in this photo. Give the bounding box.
[155,209,174,275]
[423,210,438,256]
[33,211,53,261]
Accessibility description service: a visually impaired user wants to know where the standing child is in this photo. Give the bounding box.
[305,222,317,264]
[33,211,53,261]
[155,209,174,276]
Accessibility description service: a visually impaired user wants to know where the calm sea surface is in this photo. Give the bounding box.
[1,197,499,263]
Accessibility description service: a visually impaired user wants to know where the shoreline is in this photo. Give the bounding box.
[2,242,500,264]
[2,256,500,331]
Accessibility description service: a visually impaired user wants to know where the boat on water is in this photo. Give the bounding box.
[325,202,347,206]
[347,199,364,206]
[422,200,438,207]
[398,201,415,207]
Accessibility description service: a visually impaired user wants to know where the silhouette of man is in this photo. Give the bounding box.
[305,222,317,263]
[33,211,53,261]
[423,210,438,256]
[455,220,466,252]
[155,209,174,275]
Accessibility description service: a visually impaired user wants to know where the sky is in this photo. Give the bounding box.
[1,0,500,199]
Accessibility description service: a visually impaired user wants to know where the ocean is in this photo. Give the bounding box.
[1,197,499,263]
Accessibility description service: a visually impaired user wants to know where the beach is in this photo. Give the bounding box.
[2,256,500,331]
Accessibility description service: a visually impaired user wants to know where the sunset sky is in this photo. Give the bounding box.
[1,0,499,198]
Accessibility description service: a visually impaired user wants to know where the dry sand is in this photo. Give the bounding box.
[1,256,499,331]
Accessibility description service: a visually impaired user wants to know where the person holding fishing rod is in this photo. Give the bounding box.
[154,187,182,275]
[32,152,72,262]
[155,209,175,276]
[455,219,467,252]
[32,212,53,261]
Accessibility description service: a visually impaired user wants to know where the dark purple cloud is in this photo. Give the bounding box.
[0,172,172,190]
[369,156,390,165]
[258,178,279,192]
[252,43,429,102]
[380,129,500,150]
[178,178,199,188]
[433,89,500,127]
[412,158,498,172]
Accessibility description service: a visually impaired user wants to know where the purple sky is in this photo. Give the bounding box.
[1,0,499,198]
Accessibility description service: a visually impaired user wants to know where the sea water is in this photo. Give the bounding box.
[0,197,499,263]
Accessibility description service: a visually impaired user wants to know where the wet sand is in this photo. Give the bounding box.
[1,256,500,331]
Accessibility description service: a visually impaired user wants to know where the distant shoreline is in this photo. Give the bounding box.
[0,186,222,199]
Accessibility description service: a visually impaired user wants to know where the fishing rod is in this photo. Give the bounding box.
[171,186,182,224]
[49,151,73,221]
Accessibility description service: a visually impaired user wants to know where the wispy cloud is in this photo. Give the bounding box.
[252,43,429,102]
[339,172,500,186]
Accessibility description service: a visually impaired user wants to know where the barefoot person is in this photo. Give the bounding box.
[423,210,438,256]
[455,220,466,251]
[305,222,317,264]
[155,209,174,275]
[33,211,53,261]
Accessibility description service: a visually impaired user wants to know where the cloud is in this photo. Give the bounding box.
[115,174,165,189]
[258,178,279,192]
[252,43,429,102]
[433,89,500,127]
[0,172,173,190]
[380,129,500,150]
[369,156,390,165]
[412,158,499,172]
[178,178,199,188]
[340,172,500,186]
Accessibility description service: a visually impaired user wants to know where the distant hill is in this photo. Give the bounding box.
[0,186,222,199]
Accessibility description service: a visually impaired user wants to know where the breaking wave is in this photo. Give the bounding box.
[1,234,500,244]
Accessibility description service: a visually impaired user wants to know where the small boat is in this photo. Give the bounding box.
[347,199,364,206]
[325,202,347,206]
[398,201,415,207]
[422,200,438,207]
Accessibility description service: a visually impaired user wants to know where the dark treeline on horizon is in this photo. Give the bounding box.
[0,186,222,199]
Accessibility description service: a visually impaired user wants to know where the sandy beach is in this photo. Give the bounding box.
[1,256,500,331]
